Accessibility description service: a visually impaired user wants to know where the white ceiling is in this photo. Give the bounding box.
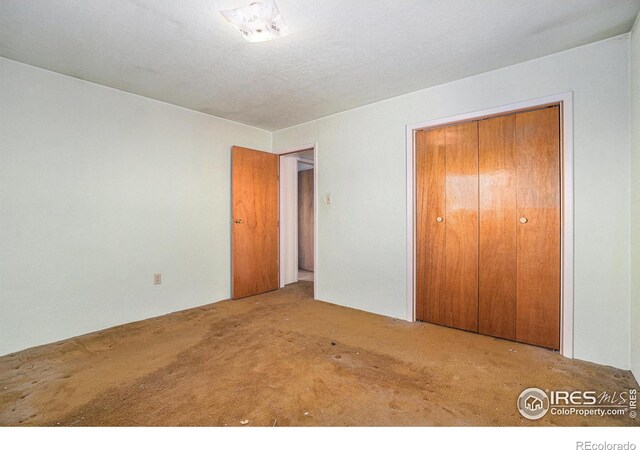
[1,0,639,131]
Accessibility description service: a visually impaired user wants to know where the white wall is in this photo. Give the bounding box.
[0,57,271,356]
[273,35,632,370]
[631,14,640,379]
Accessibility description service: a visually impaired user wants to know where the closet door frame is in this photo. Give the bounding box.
[406,92,574,358]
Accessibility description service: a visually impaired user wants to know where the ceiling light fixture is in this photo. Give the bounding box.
[220,0,290,43]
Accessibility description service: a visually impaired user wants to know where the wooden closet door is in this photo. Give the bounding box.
[515,107,561,350]
[478,115,517,340]
[416,123,479,330]
[444,122,479,331]
[416,128,446,323]
[231,146,279,299]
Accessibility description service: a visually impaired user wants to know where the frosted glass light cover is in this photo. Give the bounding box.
[220,0,290,43]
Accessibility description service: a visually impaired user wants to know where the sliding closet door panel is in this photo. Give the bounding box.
[515,107,561,350]
[444,122,479,332]
[416,129,446,323]
[478,116,517,340]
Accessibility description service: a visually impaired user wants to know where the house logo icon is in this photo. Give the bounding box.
[525,395,543,411]
[517,388,550,420]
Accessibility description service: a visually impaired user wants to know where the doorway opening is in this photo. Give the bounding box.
[279,146,316,292]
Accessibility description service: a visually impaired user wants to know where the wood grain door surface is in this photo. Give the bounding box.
[478,114,518,341]
[231,146,279,299]
[416,128,446,324]
[416,106,561,350]
[443,122,479,332]
[515,107,561,349]
[416,122,479,332]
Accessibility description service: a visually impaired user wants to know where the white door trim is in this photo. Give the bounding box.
[405,92,574,358]
[274,143,318,293]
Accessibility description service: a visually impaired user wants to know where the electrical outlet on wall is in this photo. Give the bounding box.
[324,193,332,205]
[154,273,161,285]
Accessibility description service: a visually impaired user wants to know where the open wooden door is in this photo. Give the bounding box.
[231,146,279,299]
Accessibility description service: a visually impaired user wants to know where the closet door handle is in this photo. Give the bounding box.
[519,217,528,224]
[436,216,444,223]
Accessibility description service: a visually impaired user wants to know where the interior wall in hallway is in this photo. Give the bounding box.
[0,57,271,356]
[273,35,632,370]
[298,169,314,271]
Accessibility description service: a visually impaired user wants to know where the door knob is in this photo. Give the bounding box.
[436,216,444,223]
[520,217,528,224]
[234,218,243,224]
